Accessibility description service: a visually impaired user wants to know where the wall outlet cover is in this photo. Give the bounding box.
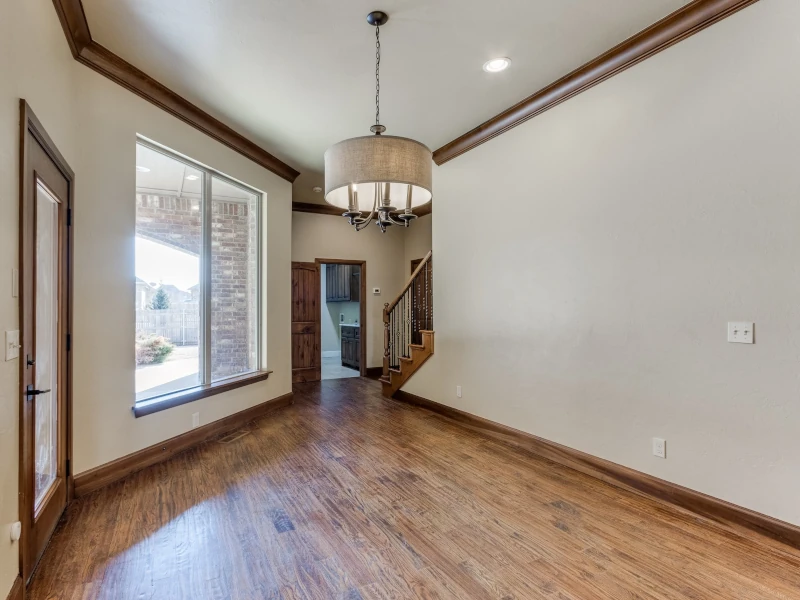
[373,288,381,295]
[652,437,666,459]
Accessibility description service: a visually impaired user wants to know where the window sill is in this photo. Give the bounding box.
[132,370,273,418]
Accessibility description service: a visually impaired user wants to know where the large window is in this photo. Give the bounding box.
[134,140,262,405]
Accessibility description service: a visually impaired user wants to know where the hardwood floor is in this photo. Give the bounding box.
[29,378,800,599]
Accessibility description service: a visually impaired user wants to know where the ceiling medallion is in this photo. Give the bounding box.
[323,11,432,233]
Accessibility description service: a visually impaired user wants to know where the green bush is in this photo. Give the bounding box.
[135,334,174,365]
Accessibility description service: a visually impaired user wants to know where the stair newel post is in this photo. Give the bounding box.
[383,302,390,379]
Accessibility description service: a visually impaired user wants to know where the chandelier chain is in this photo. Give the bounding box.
[375,24,381,127]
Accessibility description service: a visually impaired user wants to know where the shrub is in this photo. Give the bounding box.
[135,334,174,365]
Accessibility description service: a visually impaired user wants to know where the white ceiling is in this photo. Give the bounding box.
[85,0,689,202]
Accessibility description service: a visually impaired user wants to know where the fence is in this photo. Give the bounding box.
[136,308,199,346]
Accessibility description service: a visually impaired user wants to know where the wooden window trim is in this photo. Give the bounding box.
[133,370,273,418]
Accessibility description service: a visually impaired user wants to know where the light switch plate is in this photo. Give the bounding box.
[727,322,754,344]
[5,330,20,361]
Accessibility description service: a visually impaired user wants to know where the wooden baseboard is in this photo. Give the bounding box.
[393,390,800,552]
[4,577,22,600]
[364,367,383,380]
[74,392,293,497]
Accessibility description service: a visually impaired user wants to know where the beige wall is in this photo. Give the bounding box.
[406,0,800,526]
[292,213,407,368]
[71,67,292,474]
[0,0,78,593]
[0,1,291,594]
[404,215,432,278]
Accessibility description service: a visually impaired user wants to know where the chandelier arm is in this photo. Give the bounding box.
[383,214,408,227]
[352,183,379,230]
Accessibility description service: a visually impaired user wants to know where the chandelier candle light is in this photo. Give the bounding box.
[324,11,433,233]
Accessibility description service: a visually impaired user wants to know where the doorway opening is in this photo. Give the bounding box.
[319,261,366,380]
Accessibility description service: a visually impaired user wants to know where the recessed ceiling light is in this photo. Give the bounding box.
[483,57,511,73]
[312,186,322,193]
[185,175,199,181]
[136,165,150,172]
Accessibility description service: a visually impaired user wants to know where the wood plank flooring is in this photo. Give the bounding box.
[28,378,800,599]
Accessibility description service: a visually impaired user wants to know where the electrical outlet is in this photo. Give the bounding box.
[456,385,462,398]
[727,322,754,344]
[652,437,666,459]
[192,412,200,429]
[372,287,381,295]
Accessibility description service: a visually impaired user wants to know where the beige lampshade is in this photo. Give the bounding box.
[324,135,432,212]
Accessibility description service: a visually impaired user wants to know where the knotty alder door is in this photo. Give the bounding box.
[291,262,321,382]
[20,101,74,583]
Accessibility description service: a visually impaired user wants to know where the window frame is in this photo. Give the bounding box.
[133,138,269,417]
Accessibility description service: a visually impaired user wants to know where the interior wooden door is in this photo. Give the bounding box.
[291,262,320,382]
[20,102,74,584]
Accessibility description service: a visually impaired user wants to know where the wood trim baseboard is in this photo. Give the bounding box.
[365,367,383,380]
[293,201,432,218]
[73,392,293,497]
[50,0,300,183]
[4,577,23,600]
[433,0,761,165]
[392,389,800,552]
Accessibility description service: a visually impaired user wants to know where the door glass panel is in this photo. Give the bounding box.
[134,144,202,400]
[210,177,259,381]
[35,182,59,509]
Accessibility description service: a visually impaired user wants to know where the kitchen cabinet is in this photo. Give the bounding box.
[326,264,361,302]
[341,325,360,370]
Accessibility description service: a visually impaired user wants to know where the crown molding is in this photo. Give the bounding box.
[433,0,761,165]
[292,201,432,217]
[51,0,300,183]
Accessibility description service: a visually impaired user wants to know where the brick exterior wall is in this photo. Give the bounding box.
[136,194,257,380]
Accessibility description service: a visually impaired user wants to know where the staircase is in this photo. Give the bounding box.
[381,251,434,397]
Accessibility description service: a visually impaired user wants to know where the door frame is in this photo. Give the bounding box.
[315,259,367,377]
[19,100,75,582]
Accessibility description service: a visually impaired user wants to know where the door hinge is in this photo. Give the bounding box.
[67,208,72,226]
[66,459,70,477]
[66,333,71,351]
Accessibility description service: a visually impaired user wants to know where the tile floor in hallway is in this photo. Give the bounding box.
[322,353,360,380]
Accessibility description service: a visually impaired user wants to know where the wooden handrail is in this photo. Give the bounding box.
[386,251,432,314]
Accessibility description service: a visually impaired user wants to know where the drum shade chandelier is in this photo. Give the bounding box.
[324,11,433,233]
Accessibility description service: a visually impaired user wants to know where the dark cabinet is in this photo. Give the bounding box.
[341,325,360,370]
[326,264,361,303]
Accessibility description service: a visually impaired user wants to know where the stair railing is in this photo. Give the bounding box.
[383,251,432,379]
